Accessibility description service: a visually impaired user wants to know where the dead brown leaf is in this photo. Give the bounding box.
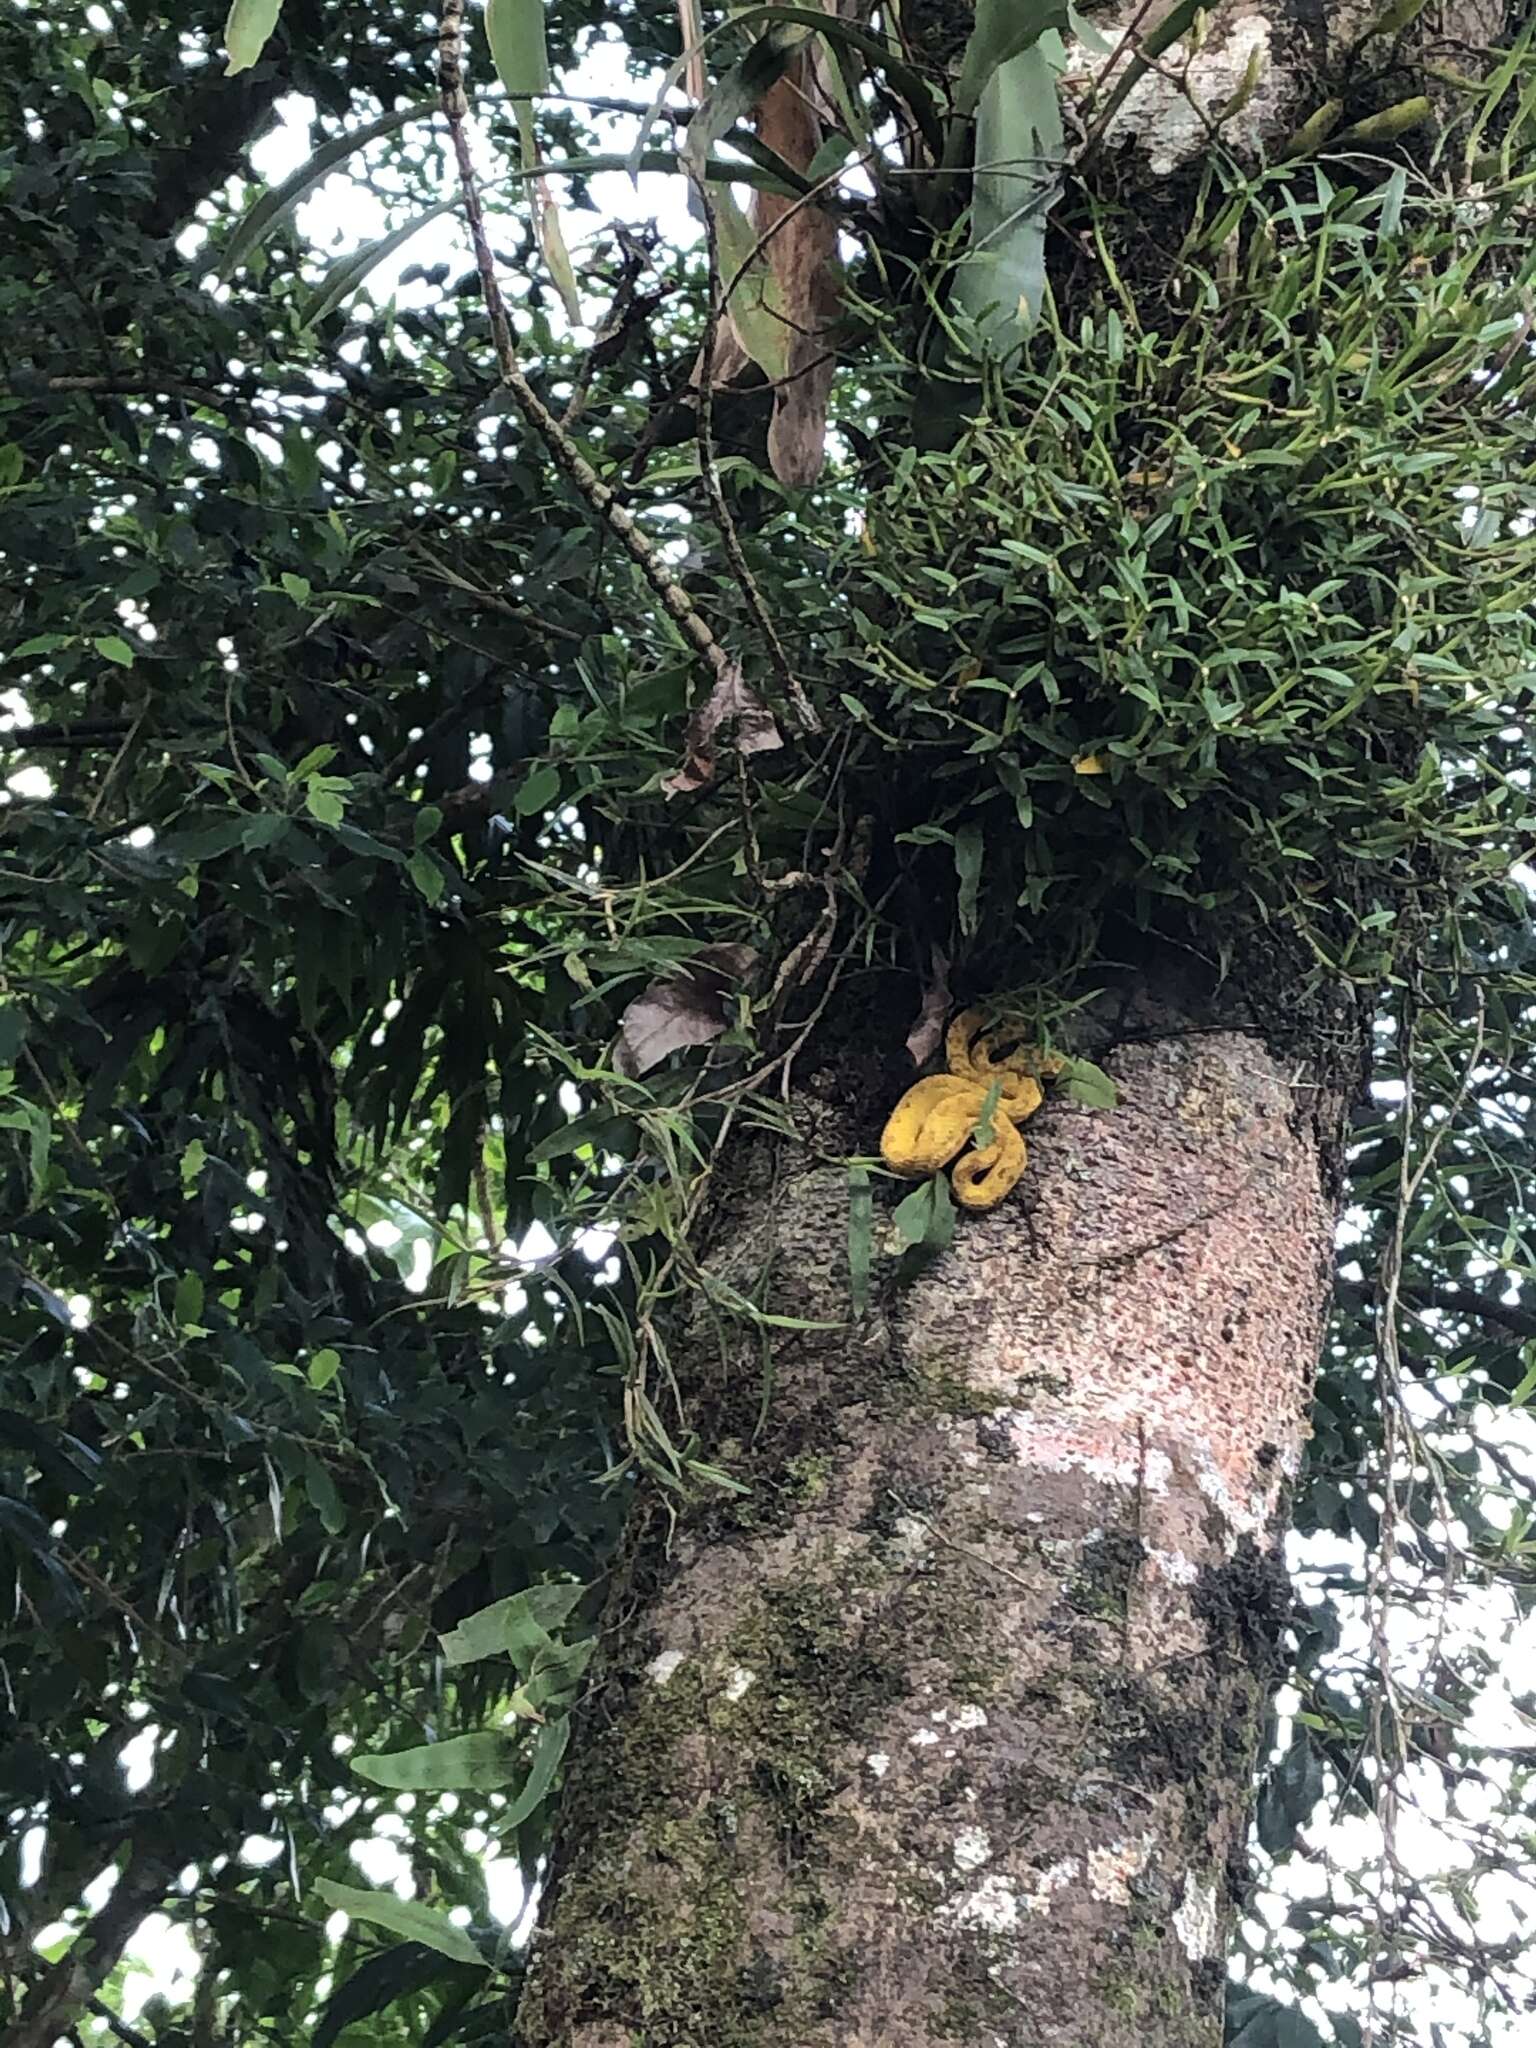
[904,951,953,1067]
[662,661,782,797]
[612,943,759,1077]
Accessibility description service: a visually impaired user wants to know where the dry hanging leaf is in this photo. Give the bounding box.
[662,661,782,797]
[692,15,846,488]
[613,943,759,1077]
[904,950,953,1067]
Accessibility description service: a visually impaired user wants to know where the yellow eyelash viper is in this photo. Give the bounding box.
[879,1009,1063,1212]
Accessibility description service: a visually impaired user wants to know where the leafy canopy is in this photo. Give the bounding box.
[3,0,1536,2044]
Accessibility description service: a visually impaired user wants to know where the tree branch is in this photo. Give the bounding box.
[12,1843,174,2048]
[1335,1276,1536,1344]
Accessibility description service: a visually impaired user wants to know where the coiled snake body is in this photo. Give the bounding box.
[880,1009,1061,1212]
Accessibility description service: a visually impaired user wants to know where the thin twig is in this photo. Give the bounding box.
[436,0,735,688]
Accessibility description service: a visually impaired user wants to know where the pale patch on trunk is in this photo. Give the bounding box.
[1065,11,1285,171]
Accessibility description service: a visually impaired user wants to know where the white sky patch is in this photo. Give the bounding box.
[646,1649,686,1686]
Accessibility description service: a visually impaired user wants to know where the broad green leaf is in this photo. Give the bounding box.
[514,764,561,816]
[304,1455,346,1536]
[440,1584,586,1669]
[710,185,793,384]
[892,1174,956,1254]
[485,0,550,100]
[409,852,446,904]
[507,1635,595,1718]
[314,1882,485,1969]
[307,1348,341,1391]
[351,1732,523,1792]
[1061,1059,1117,1109]
[223,0,283,74]
[94,635,136,667]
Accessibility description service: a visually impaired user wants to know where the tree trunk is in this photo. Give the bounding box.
[512,0,1508,2027]
[515,972,1354,2047]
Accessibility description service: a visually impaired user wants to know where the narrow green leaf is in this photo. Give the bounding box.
[485,0,550,99]
[954,819,984,937]
[300,202,458,330]
[313,1882,486,1970]
[1087,0,1203,145]
[848,1163,872,1315]
[0,1101,51,1200]
[220,105,426,275]
[351,1732,523,1793]
[503,1713,570,1828]
[687,26,807,173]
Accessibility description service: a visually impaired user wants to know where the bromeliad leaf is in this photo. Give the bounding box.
[954,36,1066,360]
[954,0,1071,118]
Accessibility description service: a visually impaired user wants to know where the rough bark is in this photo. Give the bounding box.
[515,977,1352,2047]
